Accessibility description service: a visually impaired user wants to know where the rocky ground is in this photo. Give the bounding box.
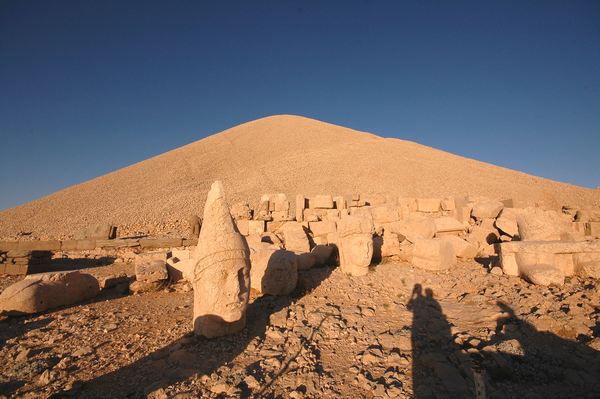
[1,259,599,399]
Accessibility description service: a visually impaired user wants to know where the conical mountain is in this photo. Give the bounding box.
[0,115,596,239]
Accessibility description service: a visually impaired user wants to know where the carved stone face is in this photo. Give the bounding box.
[340,234,373,276]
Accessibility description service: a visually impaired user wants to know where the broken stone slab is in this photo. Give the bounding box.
[516,252,565,286]
[383,215,435,243]
[440,236,478,259]
[249,243,298,296]
[498,240,600,278]
[495,208,519,238]
[333,196,346,210]
[466,219,500,248]
[411,238,456,271]
[76,224,117,240]
[573,252,600,279]
[517,207,573,241]
[135,252,169,282]
[433,217,465,236]
[0,271,100,315]
[188,215,202,237]
[416,198,441,213]
[373,231,403,260]
[371,205,402,224]
[96,238,140,248]
[281,222,310,254]
[309,195,334,209]
[14,241,61,251]
[129,280,167,294]
[471,200,504,220]
[575,208,600,223]
[441,198,456,211]
[230,201,252,220]
[192,181,251,338]
[248,220,266,236]
[310,244,335,266]
[295,195,306,222]
[166,250,194,282]
[60,239,96,251]
[308,221,337,237]
[235,219,249,236]
[587,222,600,238]
[139,237,183,249]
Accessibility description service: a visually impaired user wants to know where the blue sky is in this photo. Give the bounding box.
[1,0,599,211]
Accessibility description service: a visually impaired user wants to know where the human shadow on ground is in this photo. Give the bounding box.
[53,265,334,399]
[408,284,600,398]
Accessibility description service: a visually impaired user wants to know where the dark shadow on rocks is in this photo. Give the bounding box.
[34,256,118,273]
[52,266,334,398]
[408,284,473,398]
[475,302,600,398]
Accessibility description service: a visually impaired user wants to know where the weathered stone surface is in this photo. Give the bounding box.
[587,222,600,238]
[416,198,441,213]
[411,238,456,271]
[517,207,573,241]
[375,231,403,259]
[495,208,519,237]
[60,239,96,251]
[139,238,183,249]
[77,224,117,240]
[248,220,265,236]
[333,196,346,210]
[96,238,140,248]
[135,253,169,282]
[433,217,465,236]
[467,219,500,248]
[573,253,600,279]
[308,221,337,237]
[230,201,252,220]
[16,241,61,251]
[281,222,310,253]
[166,250,193,282]
[249,243,298,295]
[384,216,435,243]
[371,206,402,224]
[192,181,251,338]
[441,198,456,211]
[130,280,165,294]
[310,244,335,265]
[516,252,564,286]
[0,241,19,251]
[235,219,249,236]
[309,195,334,209]
[0,271,100,315]
[471,200,504,220]
[575,209,600,222]
[188,215,202,237]
[295,195,306,222]
[440,236,478,259]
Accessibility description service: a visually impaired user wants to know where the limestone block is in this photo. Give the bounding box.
[495,208,519,237]
[500,252,519,276]
[371,206,402,224]
[586,222,600,238]
[17,241,61,251]
[77,224,117,240]
[333,196,346,210]
[467,219,500,248]
[255,199,272,221]
[96,239,140,248]
[573,253,600,278]
[302,208,321,222]
[296,252,317,270]
[130,280,166,294]
[411,238,456,271]
[323,209,341,222]
[295,195,306,222]
[271,210,290,222]
[139,238,183,249]
[575,209,600,222]
[433,217,465,236]
[248,220,266,236]
[441,198,456,211]
[555,253,575,276]
[249,243,298,295]
[453,205,474,224]
[192,181,251,338]
[235,219,249,236]
[440,236,478,259]
[166,250,194,282]
[308,221,337,237]
[60,239,96,251]
[135,253,168,283]
[230,202,252,220]
[471,200,504,220]
[363,193,387,206]
[379,232,402,258]
[416,198,441,213]
[384,216,435,243]
[516,252,564,286]
[0,241,18,251]
[188,215,202,237]
[517,207,572,241]
[338,214,375,236]
[281,222,310,254]
[398,197,417,213]
[0,271,100,315]
[309,195,334,209]
[311,245,335,266]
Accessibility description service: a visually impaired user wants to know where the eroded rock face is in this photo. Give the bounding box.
[0,271,100,315]
[517,207,572,241]
[337,215,374,276]
[192,181,251,338]
[249,243,298,296]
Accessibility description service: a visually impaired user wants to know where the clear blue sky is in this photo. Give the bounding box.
[1,0,599,211]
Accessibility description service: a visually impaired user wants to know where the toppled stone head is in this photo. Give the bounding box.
[192,181,251,338]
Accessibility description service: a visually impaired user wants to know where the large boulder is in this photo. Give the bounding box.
[249,243,298,296]
[516,252,564,286]
[385,216,435,243]
[471,200,504,220]
[440,236,478,259]
[495,208,519,238]
[517,207,572,241]
[281,222,310,254]
[411,238,456,271]
[0,271,100,315]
